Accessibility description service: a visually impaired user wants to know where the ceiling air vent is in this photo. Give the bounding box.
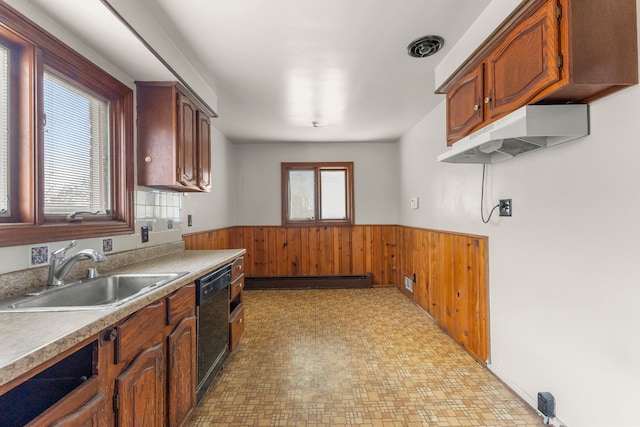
[407,35,444,58]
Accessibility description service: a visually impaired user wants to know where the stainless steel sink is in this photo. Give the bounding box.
[0,272,188,312]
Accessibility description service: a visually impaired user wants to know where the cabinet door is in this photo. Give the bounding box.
[115,343,165,427]
[167,316,197,427]
[24,376,107,427]
[229,304,245,352]
[197,111,211,191]
[486,0,559,119]
[49,393,106,427]
[177,91,198,188]
[446,64,484,145]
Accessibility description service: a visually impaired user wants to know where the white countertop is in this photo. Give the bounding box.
[0,248,245,388]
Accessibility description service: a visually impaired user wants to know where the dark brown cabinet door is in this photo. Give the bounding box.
[49,393,106,427]
[177,92,198,189]
[446,64,484,145]
[485,0,559,119]
[197,111,211,191]
[115,343,165,427]
[167,316,197,427]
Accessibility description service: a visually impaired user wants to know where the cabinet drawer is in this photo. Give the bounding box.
[115,300,165,364]
[166,283,195,326]
[25,376,105,427]
[229,304,244,352]
[230,275,244,301]
[231,257,244,281]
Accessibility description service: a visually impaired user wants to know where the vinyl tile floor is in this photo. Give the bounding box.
[190,287,543,426]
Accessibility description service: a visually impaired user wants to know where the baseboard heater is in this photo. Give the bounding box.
[245,273,372,290]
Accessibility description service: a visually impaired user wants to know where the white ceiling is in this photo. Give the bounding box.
[12,0,492,144]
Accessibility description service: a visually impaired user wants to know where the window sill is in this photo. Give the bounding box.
[0,221,134,248]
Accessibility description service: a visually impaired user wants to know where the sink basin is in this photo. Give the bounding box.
[0,272,188,312]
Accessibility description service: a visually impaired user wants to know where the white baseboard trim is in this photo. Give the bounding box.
[487,363,568,427]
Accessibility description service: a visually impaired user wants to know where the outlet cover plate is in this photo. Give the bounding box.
[141,226,149,243]
[410,197,419,210]
[499,199,512,217]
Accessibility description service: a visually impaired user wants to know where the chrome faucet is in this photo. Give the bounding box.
[47,240,107,287]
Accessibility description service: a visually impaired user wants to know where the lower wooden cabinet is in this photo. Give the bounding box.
[0,283,199,426]
[25,376,107,427]
[108,284,196,427]
[115,343,165,427]
[167,316,197,427]
[109,284,197,427]
[229,259,245,352]
[229,305,244,352]
[49,392,106,427]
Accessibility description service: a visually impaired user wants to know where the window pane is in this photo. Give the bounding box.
[43,71,110,215]
[288,170,315,221]
[0,45,8,216]
[320,170,346,220]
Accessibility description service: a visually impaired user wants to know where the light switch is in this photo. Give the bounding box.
[410,197,419,210]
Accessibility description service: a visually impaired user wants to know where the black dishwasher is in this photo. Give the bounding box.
[195,264,231,403]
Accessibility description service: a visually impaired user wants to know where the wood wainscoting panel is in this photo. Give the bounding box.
[396,226,489,363]
[183,224,488,363]
[184,225,398,285]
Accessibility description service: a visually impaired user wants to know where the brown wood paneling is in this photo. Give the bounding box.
[351,226,365,275]
[413,228,429,309]
[383,225,398,286]
[183,224,489,363]
[253,227,268,277]
[287,227,301,276]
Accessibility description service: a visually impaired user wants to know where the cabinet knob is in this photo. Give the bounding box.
[473,104,479,111]
[484,97,491,104]
[238,318,243,324]
[103,328,118,342]
[144,156,152,163]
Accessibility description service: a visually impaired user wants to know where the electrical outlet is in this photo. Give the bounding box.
[410,197,419,210]
[141,226,149,243]
[499,199,512,217]
[537,392,555,418]
[187,214,193,227]
[404,276,414,293]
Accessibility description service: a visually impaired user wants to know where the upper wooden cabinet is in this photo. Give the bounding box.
[136,82,215,192]
[485,0,560,120]
[197,112,212,190]
[439,0,638,145]
[446,64,485,143]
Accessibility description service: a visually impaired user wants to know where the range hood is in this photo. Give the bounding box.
[437,105,589,164]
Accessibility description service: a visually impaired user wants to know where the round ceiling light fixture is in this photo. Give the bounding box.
[407,35,445,58]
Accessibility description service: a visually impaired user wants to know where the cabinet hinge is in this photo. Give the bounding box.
[556,4,562,19]
[113,393,119,412]
[558,54,563,69]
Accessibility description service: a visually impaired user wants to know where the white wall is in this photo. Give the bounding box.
[233,142,397,225]
[398,38,640,427]
[180,126,236,233]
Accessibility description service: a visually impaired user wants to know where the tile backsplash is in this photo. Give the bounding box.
[30,245,50,267]
[135,189,181,221]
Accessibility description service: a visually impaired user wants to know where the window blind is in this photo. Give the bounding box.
[0,46,8,215]
[43,71,110,215]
